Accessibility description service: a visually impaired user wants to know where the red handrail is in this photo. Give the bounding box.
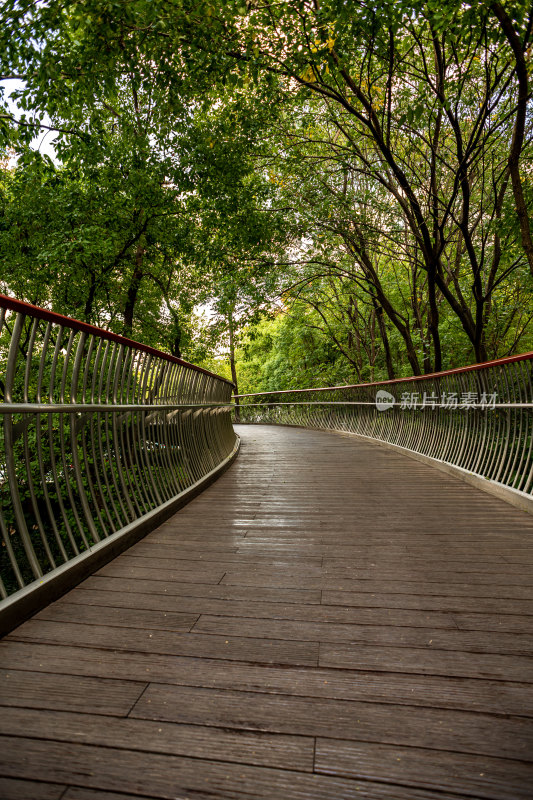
[0,294,234,387]
[234,350,533,398]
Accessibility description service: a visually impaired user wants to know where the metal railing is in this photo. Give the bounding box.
[0,295,237,629]
[234,353,533,510]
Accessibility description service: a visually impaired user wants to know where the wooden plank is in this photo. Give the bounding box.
[503,552,533,563]
[321,589,533,615]
[93,562,226,583]
[319,641,533,681]
[142,537,245,549]
[324,557,529,574]
[324,544,533,556]
[6,620,319,666]
[322,565,532,582]
[35,602,199,632]
[236,541,528,562]
[123,546,324,567]
[117,554,324,577]
[0,778,66,800]
[0,668,146,716]
[0,737,485,800]
[1,641,532,714]
[64,789,166,799]
[222,572,533,598]
[314,738,533,800]
[453,613,533,632]
[0,707,314,771]
[129,683,533,760]
[128,542,242,555]
[78,575,322,604]
[319,530,533,540]
[191,614,533,655]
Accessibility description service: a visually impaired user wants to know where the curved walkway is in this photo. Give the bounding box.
[1,425,533,800]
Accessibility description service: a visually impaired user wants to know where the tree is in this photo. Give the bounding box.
[1,0,532,386]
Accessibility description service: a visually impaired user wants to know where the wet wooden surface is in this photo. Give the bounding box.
[1,424,533,800]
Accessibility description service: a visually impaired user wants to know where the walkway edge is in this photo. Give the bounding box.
[0,436,241,639]
[349,432,533,515]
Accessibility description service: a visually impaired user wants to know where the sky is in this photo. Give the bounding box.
[1,78,58,160]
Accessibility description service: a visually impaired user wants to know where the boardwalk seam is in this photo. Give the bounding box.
[126,682,151,718]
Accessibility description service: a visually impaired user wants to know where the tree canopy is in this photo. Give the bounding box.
[1,0,532,389]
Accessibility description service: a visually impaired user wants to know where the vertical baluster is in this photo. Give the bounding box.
[4,312,43,580]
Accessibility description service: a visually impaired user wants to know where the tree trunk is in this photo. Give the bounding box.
[171,318,182,358]
[123,243,144,338]
[84,271,97,323]
[491,2,533,276]
[368,307,376,382]
[349,295,363,374]
[474,297,489,364]
[374,301,395,380]
[228,307,240,421]
[427,268,441,372]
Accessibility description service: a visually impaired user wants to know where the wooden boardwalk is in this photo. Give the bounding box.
[1,424,533,800]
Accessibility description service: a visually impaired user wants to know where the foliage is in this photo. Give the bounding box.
[0,0,532,390]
